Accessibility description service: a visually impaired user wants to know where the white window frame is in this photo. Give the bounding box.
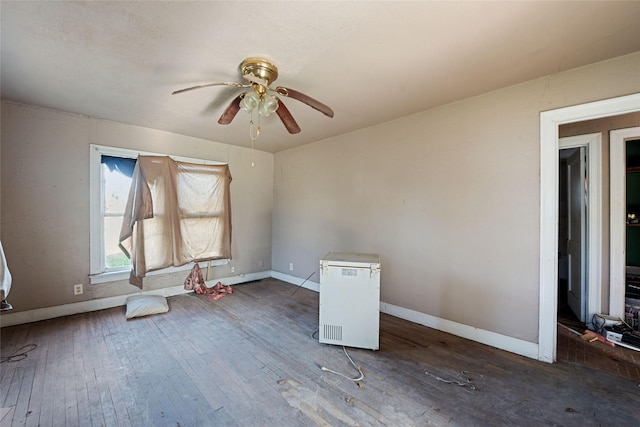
[89,144,229,285]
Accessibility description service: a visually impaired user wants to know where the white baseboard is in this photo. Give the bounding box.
[275,271,539,361]
[0,271,271,328]
[270,270,320,292]
[1,269,539,362]
[379,302,539,360]
[217,270,272,286]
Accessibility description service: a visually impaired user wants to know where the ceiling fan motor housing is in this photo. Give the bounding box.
[240,57,279,85]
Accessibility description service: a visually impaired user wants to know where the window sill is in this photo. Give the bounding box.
[89,259,230,285]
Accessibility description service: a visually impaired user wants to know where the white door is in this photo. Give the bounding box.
[567,147,586,321]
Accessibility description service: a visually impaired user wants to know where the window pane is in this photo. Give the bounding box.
[102,161,133,270]
[104,216,130,269]
[103,165,132,214]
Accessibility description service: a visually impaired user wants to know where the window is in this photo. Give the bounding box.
[89,145,229,284]
[101,155,136,270]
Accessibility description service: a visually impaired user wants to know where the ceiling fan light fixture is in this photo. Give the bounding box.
[240,91,260,113]
[258,94,279,117]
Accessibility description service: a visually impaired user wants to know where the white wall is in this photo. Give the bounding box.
[272,52,640,344]
[1,102,273,311]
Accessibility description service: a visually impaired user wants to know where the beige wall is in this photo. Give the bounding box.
[1,52,639,347]
[1,102,273,311]
[273,52,640,343]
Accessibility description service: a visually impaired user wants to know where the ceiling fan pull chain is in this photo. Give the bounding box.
[248,113,261,167]
[257,114,262,138]
[249,112,261,142]
[251,138,255,167]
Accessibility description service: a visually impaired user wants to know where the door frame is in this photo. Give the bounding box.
[539,92,640,363]
[559,135,602,323]
[610,126,640,317]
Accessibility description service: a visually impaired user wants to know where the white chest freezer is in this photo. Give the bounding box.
[319,252,380,350]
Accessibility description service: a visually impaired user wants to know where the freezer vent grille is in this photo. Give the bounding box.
[323,324,343,342]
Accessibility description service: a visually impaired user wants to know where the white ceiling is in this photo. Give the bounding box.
[2,1,640,153]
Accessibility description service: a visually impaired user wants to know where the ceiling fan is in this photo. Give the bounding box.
[172,57,334,136]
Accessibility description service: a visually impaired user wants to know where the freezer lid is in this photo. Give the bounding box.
[320,252,380,268]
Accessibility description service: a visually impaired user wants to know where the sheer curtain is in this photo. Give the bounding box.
[119,156,232,287]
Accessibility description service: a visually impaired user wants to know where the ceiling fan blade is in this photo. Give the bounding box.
[275,87,334,118]
[218,94,243,125]
[275,99,301,134]
[172,81,248,95]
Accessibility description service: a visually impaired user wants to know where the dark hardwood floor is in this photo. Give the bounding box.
[2,278,640,426]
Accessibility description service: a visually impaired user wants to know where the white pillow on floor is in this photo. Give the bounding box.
[125,294,169,319]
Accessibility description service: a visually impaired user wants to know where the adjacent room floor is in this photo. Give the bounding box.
[1,279,639,426]
[557,309,640,381]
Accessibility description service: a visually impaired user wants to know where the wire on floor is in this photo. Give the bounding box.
[0,344,37,363]
[290,271,317,296]
[424,369,481,391]
[318,346,365,386]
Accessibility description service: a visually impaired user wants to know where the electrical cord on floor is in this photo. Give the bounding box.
[1,344,37,363]
[311,327,364,386]
[318,346,365,386]
[424,369,480,391]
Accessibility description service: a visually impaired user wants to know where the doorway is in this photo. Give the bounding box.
[539,93,640,363]
[557,135,602,328]
[558,147,585,326]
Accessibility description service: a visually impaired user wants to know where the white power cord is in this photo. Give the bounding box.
[319,346,364,384]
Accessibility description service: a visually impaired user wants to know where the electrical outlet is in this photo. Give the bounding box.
[230,266,235,273]
[258,260,264,268]
[289,262,294,271]
[73,284,83,295]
